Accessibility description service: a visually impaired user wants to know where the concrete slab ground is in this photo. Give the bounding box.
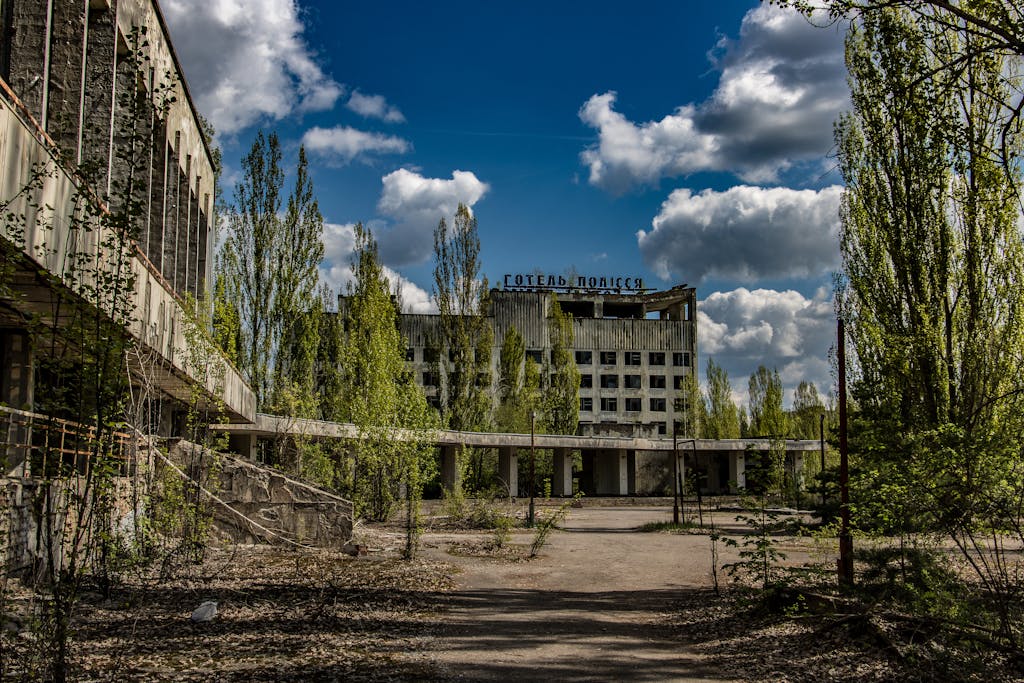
[422,505,824,681]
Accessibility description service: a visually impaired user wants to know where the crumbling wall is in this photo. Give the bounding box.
[168,441,353,548]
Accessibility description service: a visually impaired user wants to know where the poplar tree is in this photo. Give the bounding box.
[791,381,824,439]
[217,133,325,412]
[675,373,707,438]
[339,223,436,522]
[542,297,580,435]
[432,203,493,490]
[704,359,741,439]
[432,203,493,432]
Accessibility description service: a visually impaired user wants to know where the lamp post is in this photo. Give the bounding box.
[819,413,826,508]
[672,423,680,525]
[528,410,536,528]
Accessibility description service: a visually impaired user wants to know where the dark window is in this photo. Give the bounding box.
[650,398,666,412]
[625,397,642,412]
[526,349,544,364]
[624,374,641,389]
[650,375,666,389]
[600,351,617,365]
[580,374,593,388]
[423,371,439,386]
[427,396,442,409]
[656,422,667,435]
[673,351,691,367]
[575,350,592,364]
[580,397,593,412]
[405,348,415,362]
[600,374,619,389]
[424,347,439,363]
[477,372,489,387]
[600,397,618,412]
[624,351,641,365]
[449,348,458,362]
[649,352,665,365]
[550,373,558,387]
[673,375,687,390]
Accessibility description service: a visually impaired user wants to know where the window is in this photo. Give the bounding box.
[424,347,439,363]
[405,348,415,362]
[624,351,641,366]
[650,375,666,389]
[427,396,442,409]
[649,352,665,366]
[575,350,592,364]
[600,397,618,411]
[600,351,617,365]
[673,375,687,390]
[624,374,641,389]
[527,349,544,364]
[655,422,667,435]
[600,374,619,389]
[625,397,642,412]
[580,397,593,412]
[650,397,666,412]
[673,351,691,367]
[580,374,593,388]
[477,372,490,387]
[422,371,439,386]
[449,348,458,362]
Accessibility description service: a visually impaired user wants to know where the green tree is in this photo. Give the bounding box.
[432,203,493,490]
[747,366,788,438]
[339,223,437,523]
[495,325,538,432]
[791,380,824,439]
[675,373,706,438]
[541,297,580,435]
[218,134,324,412]
[836,6,1024,642]
[704,359,741,439]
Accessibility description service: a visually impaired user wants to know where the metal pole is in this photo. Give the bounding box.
[672,425,680,524]
[691,440,702,528]
[838,319,854,585]
[528,411,536,528]
[819,413,826,508]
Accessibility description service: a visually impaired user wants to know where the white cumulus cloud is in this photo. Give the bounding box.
[375,169,490,266]
[162,0,344,136]
[698,287,834,407]
[638,185,842,284]
[346,91,406,123]
[579,5,847,191]
[319,222,435,313]
[301,126,411,164]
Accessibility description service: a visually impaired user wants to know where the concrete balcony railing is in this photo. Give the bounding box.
[0,82,255,423]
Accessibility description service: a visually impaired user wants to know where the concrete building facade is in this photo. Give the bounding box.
[400,281,698,439]
[0,0,255,452]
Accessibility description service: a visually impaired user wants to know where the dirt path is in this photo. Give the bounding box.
[422,506,779,682]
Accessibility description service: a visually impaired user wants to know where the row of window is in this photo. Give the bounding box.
[576,351,690,367]
[580,397,669,412]
[581,374,689,390]
[405,347,691,367]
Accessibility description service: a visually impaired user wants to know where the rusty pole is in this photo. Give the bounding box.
[838,319,854,585]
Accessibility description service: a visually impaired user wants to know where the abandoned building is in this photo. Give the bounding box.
[400,279,698,439]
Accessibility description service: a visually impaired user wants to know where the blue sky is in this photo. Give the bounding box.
[162,0,849,406]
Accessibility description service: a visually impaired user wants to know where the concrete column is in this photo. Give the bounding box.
[626,450,636,495]
[441,444,462,494]
[552,447,573,497]
[498,446,518,498]
[229,433,257,461]
[595,449,629,496]
[1,330,34,411]
[1,330,34,476]
[729,451,746,493]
